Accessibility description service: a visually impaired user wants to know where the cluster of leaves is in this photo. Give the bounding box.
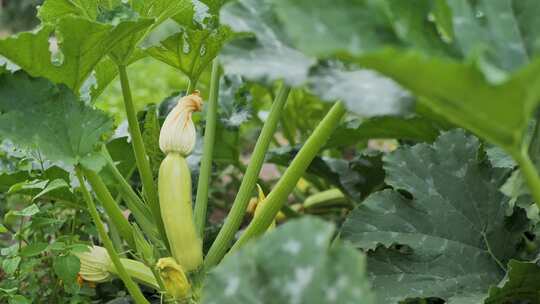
[0,146,120,303]
[1,0,540,304]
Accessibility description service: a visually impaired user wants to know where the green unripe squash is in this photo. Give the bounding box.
[158,153,203,272]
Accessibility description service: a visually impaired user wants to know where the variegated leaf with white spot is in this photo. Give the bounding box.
[203,217,375,304]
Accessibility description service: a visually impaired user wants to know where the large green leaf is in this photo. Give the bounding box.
[35,0,192,98]
[326,116,443,148]
[513,0,540,57]
[268,0,454,58]
[143,0,234,83]
[0,16,153,92]
[108,1,193,65]
[220,1,412,118]
[268,0,397,57]
[145,26,233,83]
[381,0,454,56]
[39,0,192,65]
[203,217,375,304]
[267,147,384,200]
[485,259,540,303]
[354,50,540,153]
[270,0,540,75]
[232,0,540,148]
[37,0,100,21]
[0,72,113,167]
[446,0,529,76]
[172,0,217,28]
[341,130,527,304]
[219,0,315,86]
[308,64,413,117]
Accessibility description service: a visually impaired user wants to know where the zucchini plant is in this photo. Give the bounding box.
[1,0,540,303]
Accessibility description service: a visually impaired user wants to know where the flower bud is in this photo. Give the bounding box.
[253,184,281,231]
[77,246,112,283]
[159,91,203,156]
[156,257,191,300]
[75,246,159,290]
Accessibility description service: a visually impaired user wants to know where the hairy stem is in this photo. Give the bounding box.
[83,168,135,249]
[194,60,220,237]
[231,101,346,251]
[75,167,149,304]
[118,65,167,244]
[204,85,291,268]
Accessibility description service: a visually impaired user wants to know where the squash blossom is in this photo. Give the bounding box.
[158,91,204,272]
[159,91,202,156]
[157,257,191,300]
[76,246,159,289]
[249,184,285,231]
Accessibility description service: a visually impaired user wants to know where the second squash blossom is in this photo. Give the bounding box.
[159,91,203,156]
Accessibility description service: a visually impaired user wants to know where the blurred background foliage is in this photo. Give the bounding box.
[0,0,42,34]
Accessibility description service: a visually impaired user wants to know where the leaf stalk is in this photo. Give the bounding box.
[194,59,220,237]
[75,167,149,304]
[513,147,540,209]
[204,85,291,268]
[117,65,168,246]
[83,168,135,249]
[230,101,346,252]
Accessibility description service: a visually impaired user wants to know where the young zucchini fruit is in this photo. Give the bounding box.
[158,92,204,272]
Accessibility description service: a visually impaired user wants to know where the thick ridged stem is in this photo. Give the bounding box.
[102,148,160,243]
[204,86,291,269]
[193,60,220,237]
[117,65,168,245]
[83,168,135,249]
[513,148,540,209]
[75,167,149,304]
[231,101,346,251]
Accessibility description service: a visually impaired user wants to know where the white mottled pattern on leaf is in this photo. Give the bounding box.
[203,217,375,304]
[342,130,527,304]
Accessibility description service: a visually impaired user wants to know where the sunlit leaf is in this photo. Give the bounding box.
[0,72,113,167]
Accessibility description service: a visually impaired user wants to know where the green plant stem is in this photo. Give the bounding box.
[231,101,346,251]
[194,60,220,237]
[108,217,125,257]
[303,188,348,209]
[186,78,195,94]
[75,167,149,304]
[513,148,540,209]
[83,168,135,249]
[280,116,296,146]
[204,85,291,269]
[103,148,160,243]
[118,65,166,243]
[104,148,151,218]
